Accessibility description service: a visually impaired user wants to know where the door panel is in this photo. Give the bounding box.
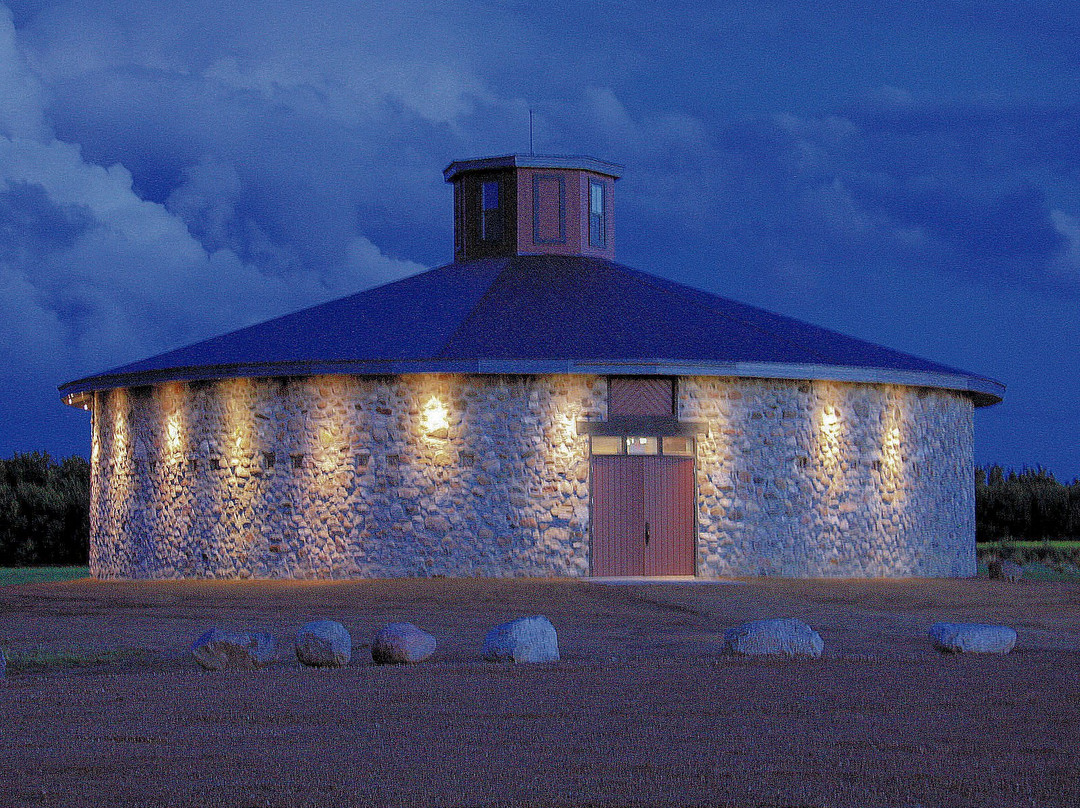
[644,456,695,576]
[591,454,694,577]
[591,455,644,576]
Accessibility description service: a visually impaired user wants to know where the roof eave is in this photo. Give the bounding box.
[58,358,1005,408]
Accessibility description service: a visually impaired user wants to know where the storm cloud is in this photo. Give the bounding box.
[1,0,1077,477]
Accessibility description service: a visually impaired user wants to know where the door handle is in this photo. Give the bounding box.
[644,521,650,546]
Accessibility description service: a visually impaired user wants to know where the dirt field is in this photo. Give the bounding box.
[1,576,1078,808]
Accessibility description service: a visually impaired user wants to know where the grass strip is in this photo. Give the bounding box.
[977,539,1080,550]
[0,566,89,586]
[2,646,146,672]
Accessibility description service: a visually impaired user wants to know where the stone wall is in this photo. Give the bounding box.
[681,378,975,577]
[88,373,975,579]
[90,374,602,578]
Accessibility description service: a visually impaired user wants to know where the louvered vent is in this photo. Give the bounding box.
[608,378,674,416]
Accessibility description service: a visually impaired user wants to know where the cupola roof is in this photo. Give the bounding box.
[443,154,622,182]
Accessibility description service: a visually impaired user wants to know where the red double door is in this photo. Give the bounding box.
[591,455,695,576]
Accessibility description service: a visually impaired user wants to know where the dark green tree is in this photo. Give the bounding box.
[976,464,1080,542]
[0,452,89,565]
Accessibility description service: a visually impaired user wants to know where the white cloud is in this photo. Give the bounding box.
[0,1,438,394]
[0,5,47,139]
[344,236,425,289]
[0,131,427,375]
[1050,209,1080,281]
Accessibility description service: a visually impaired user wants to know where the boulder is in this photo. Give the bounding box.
[296,620,352,668]
[482,615,560,663]
[928,622,1017,654]
[1001,560,1023,582]
[371,622,437,664]
[723,617,824,658]
[192,628,278,671]
[987,559,1023,582]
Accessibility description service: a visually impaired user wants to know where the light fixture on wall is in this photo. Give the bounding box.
[820,404,840,433]
[166,412,183,455]
[422,395,449,439]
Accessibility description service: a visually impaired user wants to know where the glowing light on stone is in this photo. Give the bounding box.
[818,402,842,471]
[879,398,907,505]
[883,422,902,471]
[91,403,101,466]
[112,391,129,458]
[222,378,254,462]
[166,412,183,455]
[422,395,449,436]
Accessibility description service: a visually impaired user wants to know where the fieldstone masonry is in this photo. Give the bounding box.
[681,378,974,577]
[89,373,974,579]
[91,374,601,578]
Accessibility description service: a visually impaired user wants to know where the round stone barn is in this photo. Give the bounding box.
[60,154,1004,580]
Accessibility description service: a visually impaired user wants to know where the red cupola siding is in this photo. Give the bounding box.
[61,153,1003,581]
[444,155,620,261]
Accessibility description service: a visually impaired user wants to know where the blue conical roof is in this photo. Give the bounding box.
[60,256,1003,405]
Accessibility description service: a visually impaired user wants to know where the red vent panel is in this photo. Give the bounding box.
[608,378,674,416]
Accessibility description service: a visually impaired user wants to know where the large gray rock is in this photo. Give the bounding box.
[192,628,278,671]
[371,622,437,664]
[482,615,560,663]
[928,622,1017,654]
[296,620,352,668]
[723,617,824,658]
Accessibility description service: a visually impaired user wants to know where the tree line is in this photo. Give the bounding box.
[976,465,1080,542]
[0,453,1077,566]
[0,452,89,566]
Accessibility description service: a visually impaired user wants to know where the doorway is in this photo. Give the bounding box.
[591,453,695,576]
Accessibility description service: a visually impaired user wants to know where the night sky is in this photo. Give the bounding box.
[2,1,1077,480]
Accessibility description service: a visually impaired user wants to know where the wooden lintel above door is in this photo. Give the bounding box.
[577,416,707,437]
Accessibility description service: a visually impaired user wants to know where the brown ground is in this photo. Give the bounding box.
[1,577,1078,808]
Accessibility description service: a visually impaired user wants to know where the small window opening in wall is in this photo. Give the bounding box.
[626,436,658,455]
[481,180,501,242]
[290,453,304,470]
[590,435,623,455]
[592,434,693,456]
[262,451,276,470]
[589,180,605,247]
[662,436,693,456]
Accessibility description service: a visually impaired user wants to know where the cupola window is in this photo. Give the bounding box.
[589,179,606,248]
[481,180,502,242]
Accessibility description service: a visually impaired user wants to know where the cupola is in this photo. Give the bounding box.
[443,154,622,261]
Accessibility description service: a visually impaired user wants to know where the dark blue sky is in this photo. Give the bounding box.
[1,0,1077,479]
